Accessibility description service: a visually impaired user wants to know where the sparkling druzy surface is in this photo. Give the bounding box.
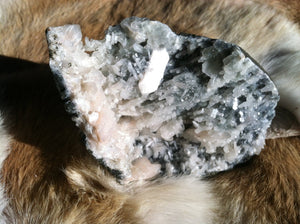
[47,17,279,180]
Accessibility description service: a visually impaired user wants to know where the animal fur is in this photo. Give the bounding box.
[0,0,300,223]
[0,117,10,223]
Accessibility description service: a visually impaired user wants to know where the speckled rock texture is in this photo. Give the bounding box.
[47,17,279,182]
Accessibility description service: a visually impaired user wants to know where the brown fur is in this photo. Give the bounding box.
[212,137,300,224]
[1,0,300,63]
[261,0,300,23]
[1,0,300,223]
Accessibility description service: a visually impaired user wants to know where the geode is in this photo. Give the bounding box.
[46,17,279,181]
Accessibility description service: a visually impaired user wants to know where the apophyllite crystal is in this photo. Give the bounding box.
[47,17,279,182]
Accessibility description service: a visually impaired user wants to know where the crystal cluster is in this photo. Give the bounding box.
[47,17,279,180]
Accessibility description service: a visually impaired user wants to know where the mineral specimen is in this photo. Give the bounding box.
[46,17,279,181]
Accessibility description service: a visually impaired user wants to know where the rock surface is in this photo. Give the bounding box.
[47,17,279,181]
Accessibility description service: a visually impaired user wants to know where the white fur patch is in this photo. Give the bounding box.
[0,116,10,223]
[133,177,218,224]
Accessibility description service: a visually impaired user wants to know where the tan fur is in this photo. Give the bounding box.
[0,117,10,222]
[1,0,300,223]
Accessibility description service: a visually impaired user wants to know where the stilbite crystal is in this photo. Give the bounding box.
[47,17,279,181]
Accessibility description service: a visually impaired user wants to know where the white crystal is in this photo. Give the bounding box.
[138,48,169,94]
